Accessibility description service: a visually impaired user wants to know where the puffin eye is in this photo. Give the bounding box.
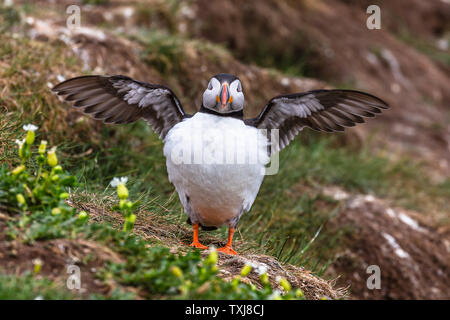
[236,81,242,93]
[208,81,213,90]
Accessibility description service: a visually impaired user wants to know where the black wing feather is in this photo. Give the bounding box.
[245,89,389,153]
[52,75,187,139]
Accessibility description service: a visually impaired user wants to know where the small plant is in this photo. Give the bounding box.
[0,272,75,300]
[0,124,88,241]
[0,3,21,33]
[105,244,305,300]
[110,177,139,232]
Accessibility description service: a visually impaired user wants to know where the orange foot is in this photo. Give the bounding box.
[189,241,208,250]
[217,245,237,255]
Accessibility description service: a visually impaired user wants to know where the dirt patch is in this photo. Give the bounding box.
[0,214,127,297]
[214,253,346,300]
[323,187,450,299]
[24,17,162,82]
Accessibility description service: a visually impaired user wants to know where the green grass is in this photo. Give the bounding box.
[0,4,20,33]
[240,33,320,78]
[0,272,75,300]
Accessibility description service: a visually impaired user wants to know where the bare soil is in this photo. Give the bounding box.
[323,187,450,299]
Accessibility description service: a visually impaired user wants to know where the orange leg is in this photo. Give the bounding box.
[217,227,237,255]
[189,223,208,250]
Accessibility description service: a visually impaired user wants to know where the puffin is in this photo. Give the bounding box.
[52,73,389,255]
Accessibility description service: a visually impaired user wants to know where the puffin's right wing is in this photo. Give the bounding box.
[52,75,187,139]
[244,89,389,153]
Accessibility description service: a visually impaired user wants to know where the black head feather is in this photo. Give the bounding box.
[213,73,240,84]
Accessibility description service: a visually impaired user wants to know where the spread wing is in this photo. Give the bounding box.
[244,89,389,153]
[52,75,187,139]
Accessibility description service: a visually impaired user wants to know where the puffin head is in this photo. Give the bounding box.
[202,73,244,114]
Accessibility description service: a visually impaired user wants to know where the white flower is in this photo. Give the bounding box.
[110,176,128,187]
[257,265,268,275]
[247,262,268,275]
[33,258,42,264]
[15,139,25,147]
[268,290,282,300]
[23,124,38,132]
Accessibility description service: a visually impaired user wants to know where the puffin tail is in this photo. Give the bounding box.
[186,217,218,231]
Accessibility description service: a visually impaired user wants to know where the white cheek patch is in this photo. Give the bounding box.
[229,80,244,109]
[203,78,221,108]
[210,78,221,91]
[229,80,239,93]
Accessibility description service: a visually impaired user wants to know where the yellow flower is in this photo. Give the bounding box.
[33,258,42,275]
[110,177,129,199]
[38,140,47,154]
[47,147,58,167]
[205,247,218,265]
[26,130,35,145]
[23,124,38,145]
[240,263,252,277]
[16,193,26,205]
[11,165,26,175]
[260,272,269,285]
[15,139,25,158]
[170,266,183,278]
[51,207,61,215]
[78,211,89,222]
[127,214,136,224]
[279,277,291,292]
[117,184,129,200]
[59,192,69,200]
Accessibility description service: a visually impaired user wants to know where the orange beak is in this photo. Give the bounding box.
[220,83,229,109]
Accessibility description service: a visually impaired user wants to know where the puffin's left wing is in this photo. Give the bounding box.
[52,75,187,139]
[245,89,389,153]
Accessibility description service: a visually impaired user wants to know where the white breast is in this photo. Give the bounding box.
[163,113,269,227]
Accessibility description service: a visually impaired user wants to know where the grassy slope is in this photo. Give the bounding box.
[1,3,449,298]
